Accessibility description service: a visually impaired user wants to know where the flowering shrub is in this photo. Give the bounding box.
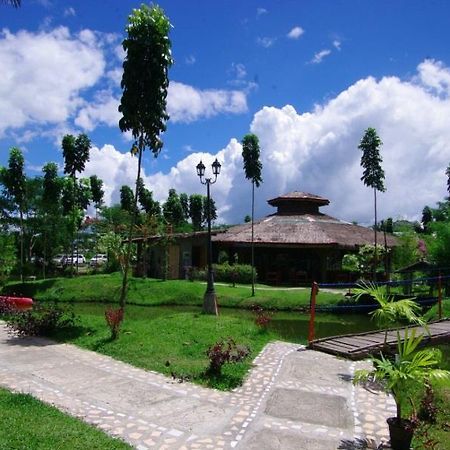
[105,307,124,340]
[251,304,273,329]
[206,337,250,376]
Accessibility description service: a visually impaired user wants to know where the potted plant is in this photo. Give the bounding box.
[353,281,424,345]
[354,329,450,450]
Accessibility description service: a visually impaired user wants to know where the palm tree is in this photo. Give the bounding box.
[242,134,263,296]
[354,281,424,345]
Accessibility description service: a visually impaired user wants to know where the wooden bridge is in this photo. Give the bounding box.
[308,318,450,360]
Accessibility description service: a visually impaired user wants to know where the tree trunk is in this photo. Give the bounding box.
[251,181,255,297]
[373,187,377,281]
[119,140,143,309]
[19,210,24,283]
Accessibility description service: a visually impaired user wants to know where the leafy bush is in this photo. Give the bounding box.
[105,307,124,340]
[206,337,250,376]
[4,303,77,337]
[251,304,273,329]
[189,263,256,284]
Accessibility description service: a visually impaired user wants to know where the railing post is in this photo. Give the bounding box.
[438,272,443,320]
[308,282,319,344]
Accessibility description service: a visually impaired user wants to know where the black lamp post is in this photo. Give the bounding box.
[196,158,221,315]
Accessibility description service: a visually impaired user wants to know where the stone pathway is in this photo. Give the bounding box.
[0,324,395,449]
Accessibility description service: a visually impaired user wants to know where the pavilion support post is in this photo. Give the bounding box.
[308,282,319,344]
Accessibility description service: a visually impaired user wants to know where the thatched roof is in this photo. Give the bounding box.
[214,192,397,249]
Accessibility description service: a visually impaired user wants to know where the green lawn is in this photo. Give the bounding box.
[0,388,131,450]
[3,272,345,309]
[51,303,282,390]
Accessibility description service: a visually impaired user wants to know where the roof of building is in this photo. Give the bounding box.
[214,191,397,249]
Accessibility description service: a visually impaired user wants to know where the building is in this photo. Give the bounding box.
[213,191,397,284]
[133,191,396,284]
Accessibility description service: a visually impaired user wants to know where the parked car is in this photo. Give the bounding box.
[90,254,107,267]
[64,254,86,265]
[52,254,66,267]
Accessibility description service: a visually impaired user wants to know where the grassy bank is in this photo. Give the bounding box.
[0,388,131,450]
[3,272,345,310]
[51,303,281,390]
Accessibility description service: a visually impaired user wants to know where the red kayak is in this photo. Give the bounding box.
[0,295,33,311]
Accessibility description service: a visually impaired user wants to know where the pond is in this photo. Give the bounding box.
[66,302,382,341]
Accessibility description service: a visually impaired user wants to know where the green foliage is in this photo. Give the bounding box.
[62,134,91,177]
[120,185,135,214]
[342,244,387,275]
[0,233,16,287]
[163,188,185,227]
[189,193,204,231]
[242,134,263,187]
[4,303,77,337]
[42,162,62,208]
[353,282,423,339]
[190,263,257,285]
[99,232,134,273]
[428,221,450,269]
[354,330,450,421]
[203,196,217,223]
[118,4,173,153]
[90,175,104,208]
[392,232,421,270]
[358,127,385,192]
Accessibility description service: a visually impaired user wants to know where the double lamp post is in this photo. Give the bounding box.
[196,158,221,315]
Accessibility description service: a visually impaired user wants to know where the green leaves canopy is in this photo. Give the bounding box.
[119,4,173,155]
[62,134,91,177]
[242,134,263,187]
[358,127,385,192]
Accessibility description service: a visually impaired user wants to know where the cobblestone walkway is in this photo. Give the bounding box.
[0,324,395,449]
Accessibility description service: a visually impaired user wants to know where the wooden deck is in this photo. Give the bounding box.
[308,318,450,360]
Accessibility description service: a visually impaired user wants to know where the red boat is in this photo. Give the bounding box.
[0,295,33,311]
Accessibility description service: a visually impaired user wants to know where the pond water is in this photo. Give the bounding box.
[70,303,379,342]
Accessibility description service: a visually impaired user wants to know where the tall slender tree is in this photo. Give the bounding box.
[1,148,26,281]
[359,127,385,279]
[118,4,173,308]
[446,163,450,199]
[242,134,263,296]
[62,133,91,272]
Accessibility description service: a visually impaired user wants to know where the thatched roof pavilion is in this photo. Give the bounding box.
[214,191,396,284]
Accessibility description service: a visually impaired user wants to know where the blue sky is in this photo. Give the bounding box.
[1,0,450,224]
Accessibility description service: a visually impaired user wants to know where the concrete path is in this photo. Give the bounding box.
[0,324,395,449]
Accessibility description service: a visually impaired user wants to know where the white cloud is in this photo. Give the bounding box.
[256,8,268,16]
[167,81,248,123]
[310,49,331,64]
[96,59,450,226]
[287,26,304,40]
[416,59,450,96]
[63,7,76,17]
[185,55,196,65]
[256,36,276,48]
[0,27,105,136]
[333,39,341,51]
[230,62,247,79]
[75,90,121,131]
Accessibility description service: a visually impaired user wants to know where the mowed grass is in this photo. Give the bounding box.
[51,303,281,390]
[0,388,131,450]
[3,273,345,310]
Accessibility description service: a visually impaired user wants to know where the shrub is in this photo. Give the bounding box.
[251,304,273,329]
[206,337,250,376]
[105,307,124,340]
[187,263,256,284]
[4,303,77,337]
[0,297,15,317]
